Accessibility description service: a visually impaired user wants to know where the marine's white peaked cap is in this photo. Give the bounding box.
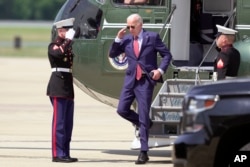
[54,18,75,29]
[216,24,237,35]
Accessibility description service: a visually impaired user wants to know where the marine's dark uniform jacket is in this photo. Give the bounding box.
[214,45,240,80]
[47,37,74,99]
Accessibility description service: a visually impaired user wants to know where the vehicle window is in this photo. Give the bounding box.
[113,0,164,6]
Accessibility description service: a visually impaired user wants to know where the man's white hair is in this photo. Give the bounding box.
[127,13,143,24]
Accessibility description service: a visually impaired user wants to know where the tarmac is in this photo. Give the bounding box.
[0,57,173,167]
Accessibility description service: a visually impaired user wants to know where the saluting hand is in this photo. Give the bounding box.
[117,27,127,39]
[65,28,76,40]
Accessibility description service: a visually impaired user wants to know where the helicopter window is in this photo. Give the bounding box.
[54,0,103,40]
[203,0,234,14]
[113,0,164,6]
[75,9,103,39]
[96,0,105,5]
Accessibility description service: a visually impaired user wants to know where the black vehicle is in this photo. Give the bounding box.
[172,78,250,167]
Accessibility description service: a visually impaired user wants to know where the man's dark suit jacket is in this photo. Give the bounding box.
[109,29,172,88]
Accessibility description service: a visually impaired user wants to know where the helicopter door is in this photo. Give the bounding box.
[170,0,191,66]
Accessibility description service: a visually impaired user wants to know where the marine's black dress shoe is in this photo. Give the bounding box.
[135,152,149,164]
[52,156,78,163]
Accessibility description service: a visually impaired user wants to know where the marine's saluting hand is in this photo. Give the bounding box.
[65,28,76,40]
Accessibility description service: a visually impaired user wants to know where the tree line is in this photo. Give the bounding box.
[0,0,65,20]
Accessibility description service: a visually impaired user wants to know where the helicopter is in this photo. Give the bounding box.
[51,0,250,149]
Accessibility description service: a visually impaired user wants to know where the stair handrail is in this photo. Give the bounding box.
[159,4,176,41]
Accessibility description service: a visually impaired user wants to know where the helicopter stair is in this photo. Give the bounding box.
[131,76,212,149]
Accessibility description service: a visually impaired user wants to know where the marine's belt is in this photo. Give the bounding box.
[51,68,72,73]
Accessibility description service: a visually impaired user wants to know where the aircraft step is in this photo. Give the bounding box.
[158,92,185,106]
[167,78,212,85]
[152,120,180,124]
[149,78,193,140]
[150,122,180,136]
[159,92,186,97]
[149,134,178,139]
[167,78,198,84]
[174,66,214,72]
[151,106,182,112]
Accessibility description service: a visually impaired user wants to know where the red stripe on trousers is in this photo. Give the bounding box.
[52,97,58,157]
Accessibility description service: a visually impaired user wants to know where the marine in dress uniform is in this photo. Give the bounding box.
[109,14,172,164]
[46,18,78,163]
[214,25,241,80]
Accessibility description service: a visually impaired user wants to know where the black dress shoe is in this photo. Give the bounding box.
[52,156,78,163]
[135,152,149,164]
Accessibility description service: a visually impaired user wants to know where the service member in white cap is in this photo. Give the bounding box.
[213,25,241,80]
[46,18,78,163]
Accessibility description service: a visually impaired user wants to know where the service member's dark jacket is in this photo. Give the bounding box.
[46,37,74,99]
[214,45,240,80]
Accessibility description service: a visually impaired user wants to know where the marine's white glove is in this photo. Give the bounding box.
[65,28,75,40]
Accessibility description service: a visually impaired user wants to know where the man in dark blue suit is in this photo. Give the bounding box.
[109,13,172,164]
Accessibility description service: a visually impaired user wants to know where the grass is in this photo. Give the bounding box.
[0,27,52,58]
